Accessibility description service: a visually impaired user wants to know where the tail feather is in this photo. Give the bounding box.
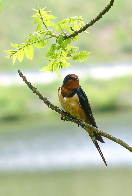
[90,135,107,166]
[94,131,105,143]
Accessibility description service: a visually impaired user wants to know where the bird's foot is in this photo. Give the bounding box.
[61,115,69,121]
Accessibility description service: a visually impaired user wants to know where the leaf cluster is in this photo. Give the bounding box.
[5,7,90,76]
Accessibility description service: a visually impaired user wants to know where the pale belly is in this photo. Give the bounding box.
[58,88,86,121]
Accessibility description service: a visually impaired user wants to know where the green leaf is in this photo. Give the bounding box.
[37,22,43,31]
[24,45,34,60]
[13,52,18,65]
[41,11,57,20]
[34,39,48,48]
[41,62,58,74]
[57,35,64,45]
[74,35,79,41]
[66,45,79,54]
[60,24,70,30]
[61,59,72,68]
[32,13,40,17]
[32,8,39,12]
[67,26,74,33]
[41,57,72,77]
[18,48,24,62]
[74,21,79,30]
[44,21,58,28]
[11,43,20,49]
[70,16,84,21]
[45,44,56,57]
[34,17,41,24]
[41,65,51,71]
[5,50,17,59]
[64,39,71,45]
[73,51,90,61]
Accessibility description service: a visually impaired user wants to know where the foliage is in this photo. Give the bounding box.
[5,8,90,76]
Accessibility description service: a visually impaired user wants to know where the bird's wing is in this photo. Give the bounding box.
[76,86,97,127]
[77,86,105,143]
[76,86,107,165]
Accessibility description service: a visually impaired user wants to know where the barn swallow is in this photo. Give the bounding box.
[58,74,107,166]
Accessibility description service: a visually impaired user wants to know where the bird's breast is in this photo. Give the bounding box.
[58,87,86,121]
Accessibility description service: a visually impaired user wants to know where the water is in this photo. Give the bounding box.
[0,111,132,173]
[1,63,132,86]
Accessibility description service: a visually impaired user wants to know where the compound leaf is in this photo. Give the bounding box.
[73,51,90,61]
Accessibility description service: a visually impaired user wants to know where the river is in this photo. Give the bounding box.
[0,111,132,173]
[0,63,132,86]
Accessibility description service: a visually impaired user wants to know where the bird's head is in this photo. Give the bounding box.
[62,74,79,90]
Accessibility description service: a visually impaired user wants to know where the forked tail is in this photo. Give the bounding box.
[90,136,107,166]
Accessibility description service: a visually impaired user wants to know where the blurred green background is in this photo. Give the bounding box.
[0,0,132,196]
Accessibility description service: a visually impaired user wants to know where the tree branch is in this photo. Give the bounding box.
[64,0,115,39]
[18,70,132,153]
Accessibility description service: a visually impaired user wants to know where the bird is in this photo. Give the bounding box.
[58,74,107,166]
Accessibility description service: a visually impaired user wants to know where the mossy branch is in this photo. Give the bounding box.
[64,0,114,39]
[18,70,132,153]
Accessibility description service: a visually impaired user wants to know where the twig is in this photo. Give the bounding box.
[18,70,132,153]
[64,0,114,39]
[39,9,48,30]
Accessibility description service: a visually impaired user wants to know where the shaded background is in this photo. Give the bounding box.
[0,0,132,195]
